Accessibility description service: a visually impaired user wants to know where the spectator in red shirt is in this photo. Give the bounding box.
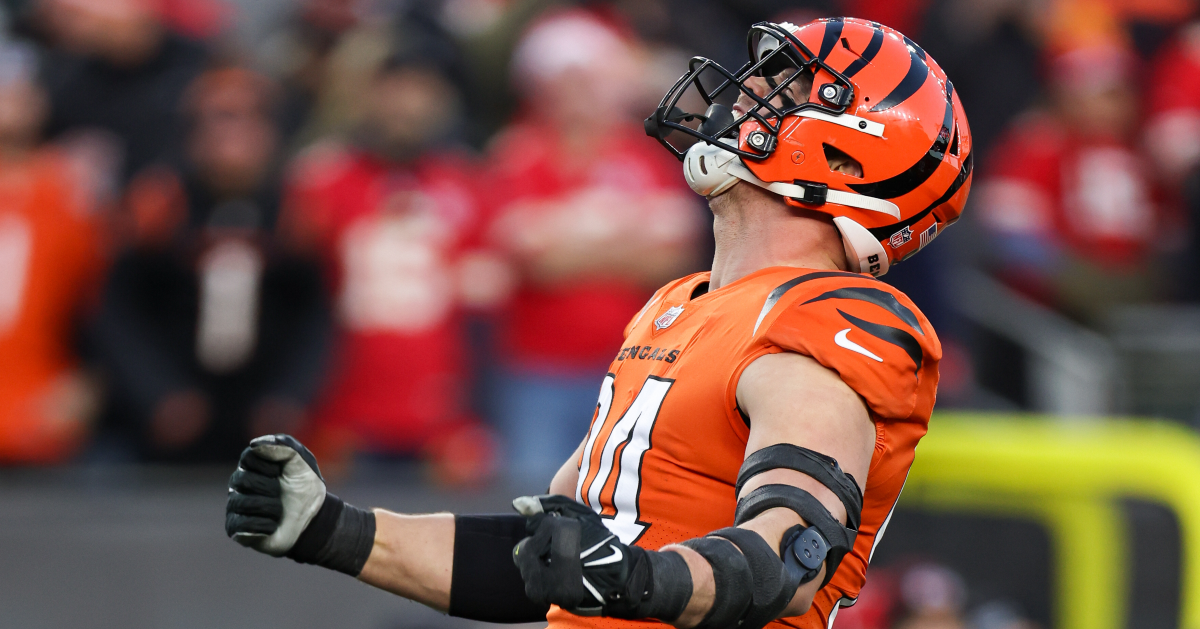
[284,43,504,484]
[976,41,1160,323]
[1143,21,1200,299]
[1144,22,1200,188]
[484,11,703,485]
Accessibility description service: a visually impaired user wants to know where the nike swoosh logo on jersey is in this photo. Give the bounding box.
[583,544,624,567]
[835,328,883,362]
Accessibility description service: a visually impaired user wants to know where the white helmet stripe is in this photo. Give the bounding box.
[796,109,885,137]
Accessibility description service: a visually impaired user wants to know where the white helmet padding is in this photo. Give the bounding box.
[683,140,896,277]
[832,216,890,276]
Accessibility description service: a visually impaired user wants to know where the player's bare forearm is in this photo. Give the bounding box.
[357,511,455,611]
[358,442,585,610]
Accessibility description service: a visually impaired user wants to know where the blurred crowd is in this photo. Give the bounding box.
[1,0,1199,491]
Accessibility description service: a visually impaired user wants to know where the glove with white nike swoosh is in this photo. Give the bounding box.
[225,434,376,576]
[511,495,692,621]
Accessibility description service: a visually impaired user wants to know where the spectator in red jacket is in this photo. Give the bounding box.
[976,41,1160,323]
[484,11,703,486]
[284,43,503,484]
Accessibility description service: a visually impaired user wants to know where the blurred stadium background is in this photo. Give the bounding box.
[1,0,1199,627]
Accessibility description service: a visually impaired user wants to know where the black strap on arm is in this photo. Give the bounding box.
[678,536,754,629]
[734,484,858,588]
[709,527,800,629]
[736,443,864,530]
[449,514,551,623]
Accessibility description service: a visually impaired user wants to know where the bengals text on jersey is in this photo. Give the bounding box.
[550,265,941,629]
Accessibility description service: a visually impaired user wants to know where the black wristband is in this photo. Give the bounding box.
[680,537,754,629]
[287,493,376,576]
[642,550,693,621]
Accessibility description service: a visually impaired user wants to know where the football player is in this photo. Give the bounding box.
[225,17,971,629]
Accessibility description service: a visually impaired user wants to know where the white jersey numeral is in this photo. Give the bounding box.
[0,214,33,335]
[576,375,674,544]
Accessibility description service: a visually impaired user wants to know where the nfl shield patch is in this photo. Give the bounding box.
[889,227,913,248]
[655,306,684,330]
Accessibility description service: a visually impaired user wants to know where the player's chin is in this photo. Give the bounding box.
[706,183,741,211]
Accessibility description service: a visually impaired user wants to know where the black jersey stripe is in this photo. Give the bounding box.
[752,270,876,335]
[842,27,884,78]
[866,150,974,241]
[838,309,923,370]
[802,287,924,335]
[818,18,845,60]
[870,45,929,112]
[848,89,953,199]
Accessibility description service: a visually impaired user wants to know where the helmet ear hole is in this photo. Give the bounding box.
[823,144,863,179]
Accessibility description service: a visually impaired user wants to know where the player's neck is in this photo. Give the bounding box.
[708,182,848,290]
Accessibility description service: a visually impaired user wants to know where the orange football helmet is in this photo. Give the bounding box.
[645,18,972,276]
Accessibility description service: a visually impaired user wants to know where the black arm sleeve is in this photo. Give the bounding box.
[449,515,551,623]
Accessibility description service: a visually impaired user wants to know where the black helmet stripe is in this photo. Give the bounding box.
[903,35,927,61]
[848,84,953,199]
[818,18,845,60]
[866,150,973,241]
[870,45,929,112]
[841,27,884,78]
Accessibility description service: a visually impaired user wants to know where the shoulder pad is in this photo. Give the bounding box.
[755,272,941,420]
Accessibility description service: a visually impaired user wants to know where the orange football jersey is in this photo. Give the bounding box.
[548,266,941,629]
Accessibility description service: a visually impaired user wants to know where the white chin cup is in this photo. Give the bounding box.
[683,139,742,198]
[833,216,890,277]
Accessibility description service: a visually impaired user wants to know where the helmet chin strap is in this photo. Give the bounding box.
[683,141,893,276]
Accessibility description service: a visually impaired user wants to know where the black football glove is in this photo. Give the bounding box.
[225,434,375,576]
[511,495,690,620]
